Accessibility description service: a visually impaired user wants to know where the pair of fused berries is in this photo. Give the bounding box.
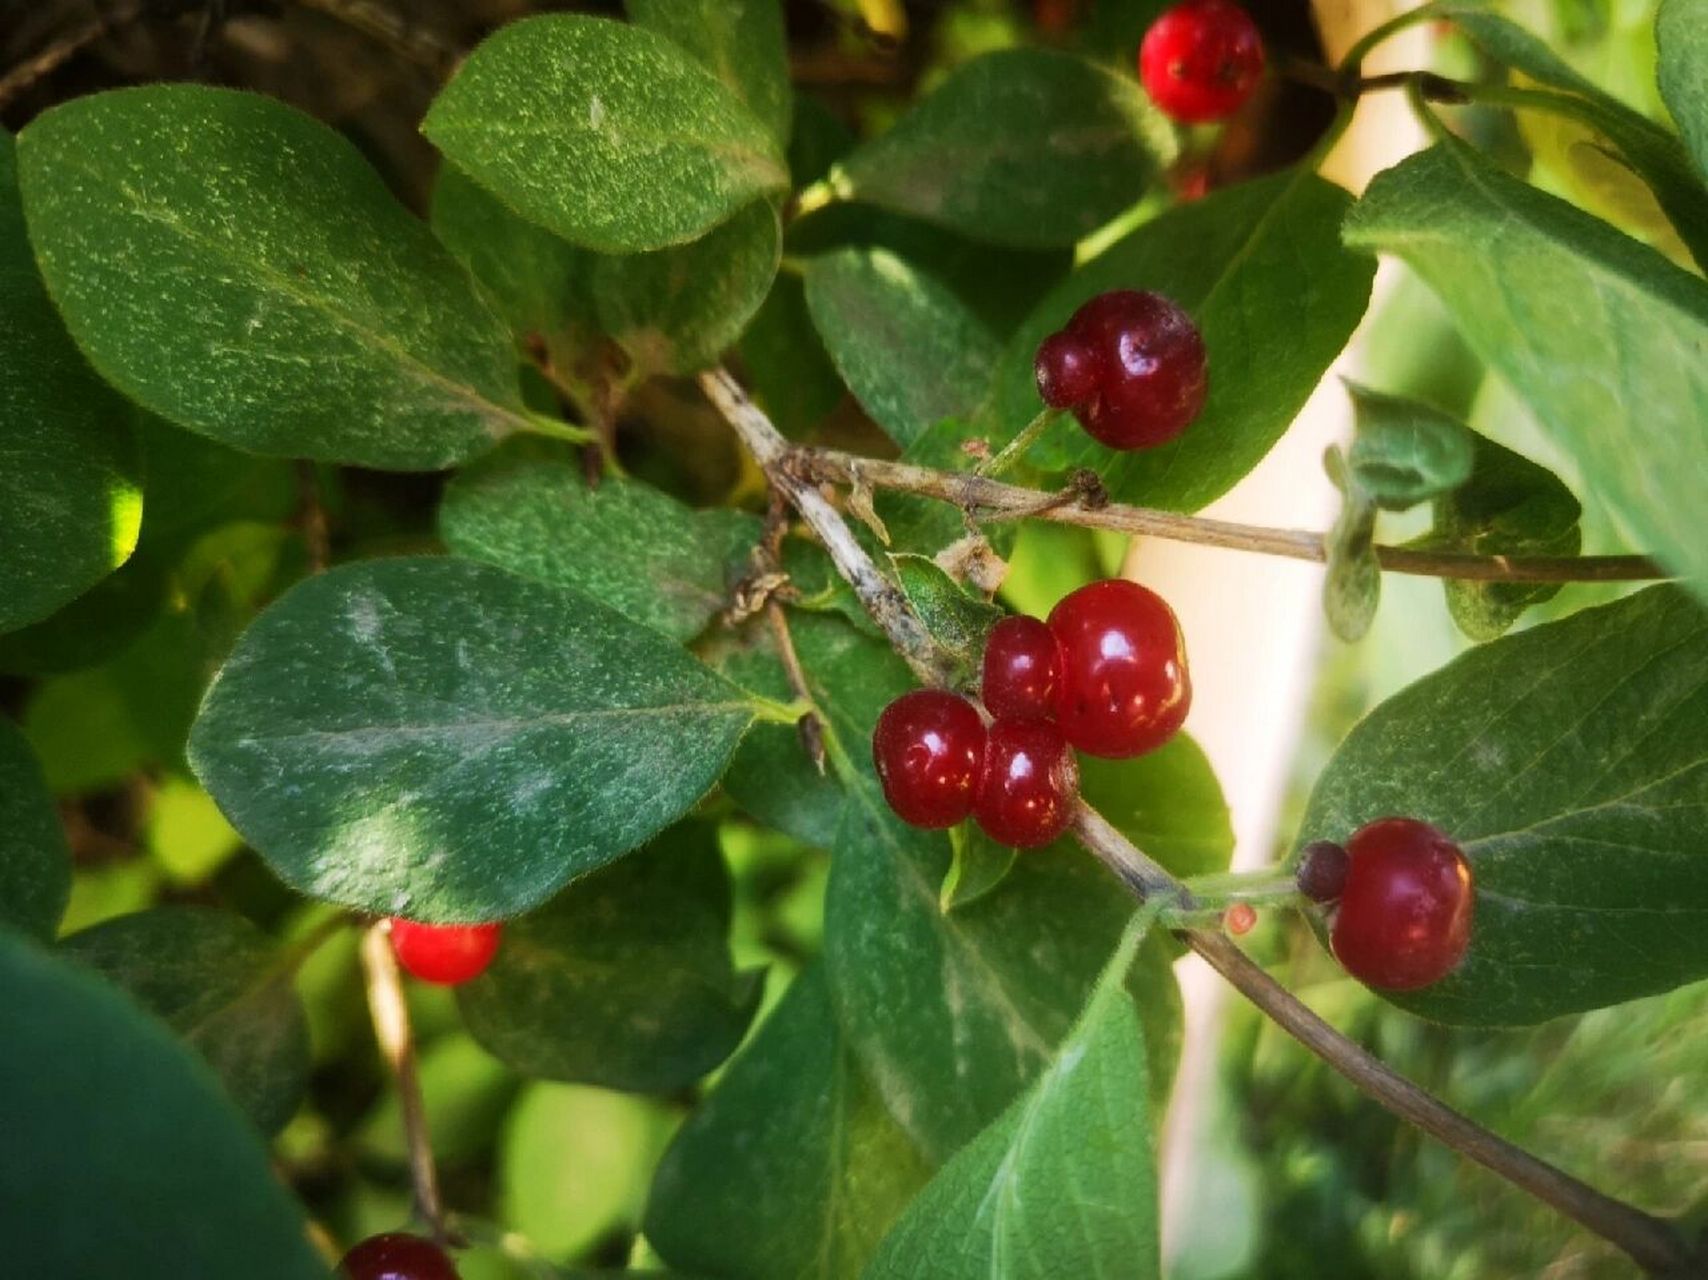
[874,579,1191,848]
[1139,0,1265,124]
[388,918,503,986]
[341,1233,459,1280]
[1034,290,1209,452]
[1297,818,1475,992]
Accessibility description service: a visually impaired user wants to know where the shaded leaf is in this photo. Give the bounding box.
[1344,138,1708,600]
[1658,0,1708,180]
[0,128,141,632]
[832,48,1171,249]
[991,170,1374,512]
[1297,586,1708,1025]
[1077,735,1234,883]
[18,87,528,469]
[890,554,1002,684]
[460,823,761,1092]
[0,716,70,941]
[61,906,312,1134]
[0,930,329,1278]
[645,964,933,1280]
[423,15,788,254]
[189,557,760,922]
[627,0,791,148]
[1322,448,1380,643]
[1344,382,1476,511]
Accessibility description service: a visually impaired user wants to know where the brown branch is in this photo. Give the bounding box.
[288,0,457,74]
[359,923,446,1243]
[701,366,1693,1277]
[792,448,1667,585]
[0,1,145,109]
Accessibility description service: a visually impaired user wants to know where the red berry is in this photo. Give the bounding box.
[1296,839,1351,903]
[982,616,1063,721]
[1047,579,1190,758]
[340,1233,461,1280]
[1033,331,1102,410]
[388,920,503,986]
[973,718,1079,848]
[1056,291,1208,449]
[873,690,986,828]
[1330,818,1474,992]
[1139,0,1266,124]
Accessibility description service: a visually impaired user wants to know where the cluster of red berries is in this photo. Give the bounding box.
[1139,0,1265,124]
[1298,818,1475,991]
[340,1232,460,1280]
[873,579,1190,848]
[387,918,503,986]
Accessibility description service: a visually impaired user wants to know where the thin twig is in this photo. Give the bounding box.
[359,923,446,1243]
[792,447,1667,585]
[0,1,145,109]
[700,366,1692,1277]
[767,601,828,774]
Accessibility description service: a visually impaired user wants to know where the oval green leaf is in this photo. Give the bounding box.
[1298,586,1708,1025]
[17,86,529,470]
[188,557,760,922]
[1345,139,1708,599]
[989,169,1375,512]
[627,0,791,148]
[1658,0,1708,181]
[61,906,312,1134]
[0,715,70,941]
[423,15,788,254]
[0,929,330,1278]
[833,48,1171,249]
[459,823,762,1092]
[0,128,141,632]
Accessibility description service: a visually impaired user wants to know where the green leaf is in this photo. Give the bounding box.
[862,913,1160,1280]
[0,128,142,632]
[831,48,1171,249]
[1344,382,1476,511]
[940,830,1017,912]
[459,823,762,1092]
[804,247,1002,449]
[188,557,760,922]
[1448,7,1708,268]
[430,163,598,356]
[0,716,70,941]
[60,906,312,1134]
[990,170,1375,512]
[423,15,788,255]
[1298,586,1708,1026]
[0,929,329,1278]
[1658,0,1708,180]
[440,440,759,642]
[890,554,1002,684]
[1411,434,1582,641]
[1344,139,1708,600]
[627,0,791,148]
[594,198,781,375]
[827,773,1181,1161]
[17,86,530,470]
[1077,735,1234,883]
[645,964,933,1280]
[737,273,846,437]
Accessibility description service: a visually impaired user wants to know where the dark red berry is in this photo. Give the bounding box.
[340,1233,461,1280]
[1296,839,1351,903]
[1139,0,1266,124]
[1033,331,1102,410]
[1330,818,1474,992]
[388,920,503,986]
[1047,579,1190,758]
[873,690,986,828]
[982,616,1063,721]
[1056,290,1207,449]
[973,718,1078,848]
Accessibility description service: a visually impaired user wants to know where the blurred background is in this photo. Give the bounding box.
[2,1,1703,1277]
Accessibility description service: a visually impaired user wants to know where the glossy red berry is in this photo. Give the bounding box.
[388,920,503,986]
[1047,579,1190,758]
[973,718,1079,848]
[1296,839,1351,903]
[1041,291,1208,450]
[982,616,1063,721]
[340,1233,461,1280]
[1034,331,1102,410]
[1139,0,1266,124]
[873,690,986,828]
[1330,818,1474,992]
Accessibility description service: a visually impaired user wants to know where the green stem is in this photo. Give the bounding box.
[520,411,595,446]
[976,408,1061,479]
[1338,2,1454,76]
[1181,868,1305,909]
